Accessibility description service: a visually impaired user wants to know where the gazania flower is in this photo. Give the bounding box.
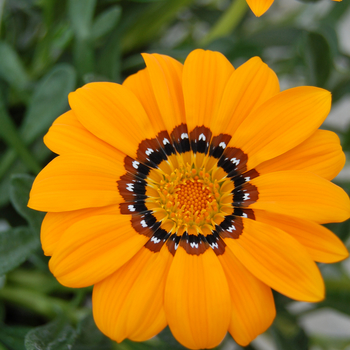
[28,49,350,349]
[247,0,342,17]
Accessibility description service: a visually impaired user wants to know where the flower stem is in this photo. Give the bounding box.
[199,0,249,47]
[0,286,89,323]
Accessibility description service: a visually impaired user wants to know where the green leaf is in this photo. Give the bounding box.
[25,318,76,350]
[0,41,29,90]
[68,0,96,40]
[21,64,76,144]
[0,227,39,275]
[9,174,45,233]
[71,315,112,350]
[0,64,76,180]
[0,325,32,350]
[302,31,332,87]
[332,78,350,103]
[92,6,122,41]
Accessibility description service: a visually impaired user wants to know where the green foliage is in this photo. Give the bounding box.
[0,0,350,349]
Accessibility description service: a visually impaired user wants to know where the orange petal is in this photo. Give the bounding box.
[164,246,231,349]
[123,68,166,133]
[225,218,325,302]
[182,49,234,133]
[246,0,274,17]
[68,82,156,158]
[28,154,124,212]
[254,210,349,263]
[93,246,172,342]
[41,205,120,256]
[250,170,350,224]
[49,215,148,288]
[213,57,279,136]
[142,53,185,132]
[44,110,125,162]
[219,249,275,346]
[232,87,331,169]
[256,130,345,180]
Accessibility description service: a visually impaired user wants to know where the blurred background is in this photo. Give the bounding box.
[0,0,350,349]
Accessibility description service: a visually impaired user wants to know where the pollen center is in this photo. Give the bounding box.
[145,161,234,235]
[176,180,213,213]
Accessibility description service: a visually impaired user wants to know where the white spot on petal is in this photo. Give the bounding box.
[243,193,250,201]
[151,236,161,244]
[181,133,188,139]
[190,242,199,248]
[219,142,226,149]
[145,148,154,156]
[128,205,135,212]
[244,176,250,182]
[126,183,134,192]
[132,160,139,169]
[140,220,147,228]
[163,138,170,145]
[199,133,206,141]
[227,225,236,232]
[230,158,240,165]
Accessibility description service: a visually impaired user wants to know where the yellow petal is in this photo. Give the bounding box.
[225,218,325,302]
[213,57,279,136]
[256,130,345,180]
[68,82,155,158]
[49,215,148,288]
[182,49,234,133]
[142,53,185,132]
[44,110,125,163]
[254,210,349,263]
[250,170,350,223]
[28,154,124,212]
[219,249,275,346]
[246,0,274,17]
[41,205,120,256]
[164,246,231,349]
[93,246,172,342]
[232,87,331,169]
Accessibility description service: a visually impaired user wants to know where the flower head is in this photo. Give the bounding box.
[28,49,350,349]
[247,0,342,17]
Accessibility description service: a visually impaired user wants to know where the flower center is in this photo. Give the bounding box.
[146,162,234,234]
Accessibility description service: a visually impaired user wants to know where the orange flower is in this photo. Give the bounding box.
[28,49,350,349]
[247,0,342,17]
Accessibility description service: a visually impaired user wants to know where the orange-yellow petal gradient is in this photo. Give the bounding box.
[68,82,156,159]
[232,87,331,169]
[41,205,120,256]
[218,248,275,346]
[93,246,172,342]
[250,170,350,224]
[254,210,349,263]
[225,219,325,302]
[246,0,274,17]
[49,215,149,288]
[44,110,125,163]
[142,53,186,133]
[256,130,345,180]
[164,246,231,349]
[182,49,234,133]
[28,154,124,212]
[213,57,279,136]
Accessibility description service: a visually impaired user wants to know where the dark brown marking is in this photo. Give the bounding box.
[120,201,148,215]
[117,174,147,202]
[166,234,181,256]
[209,134,232,159]
[180,232,208,255]
[190,126,212,154]
[233,208,255,220]
[131,212,160,237]
[232,169,260,187]
[232,183,259,207]
[137,138,167,168]
[218,147,248,176]
[124,156,151,179]
[218,216,243,239]
[156,130,176,156]
[170,124,190,154]
[205,231,226,255]
[144,228,170,252]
